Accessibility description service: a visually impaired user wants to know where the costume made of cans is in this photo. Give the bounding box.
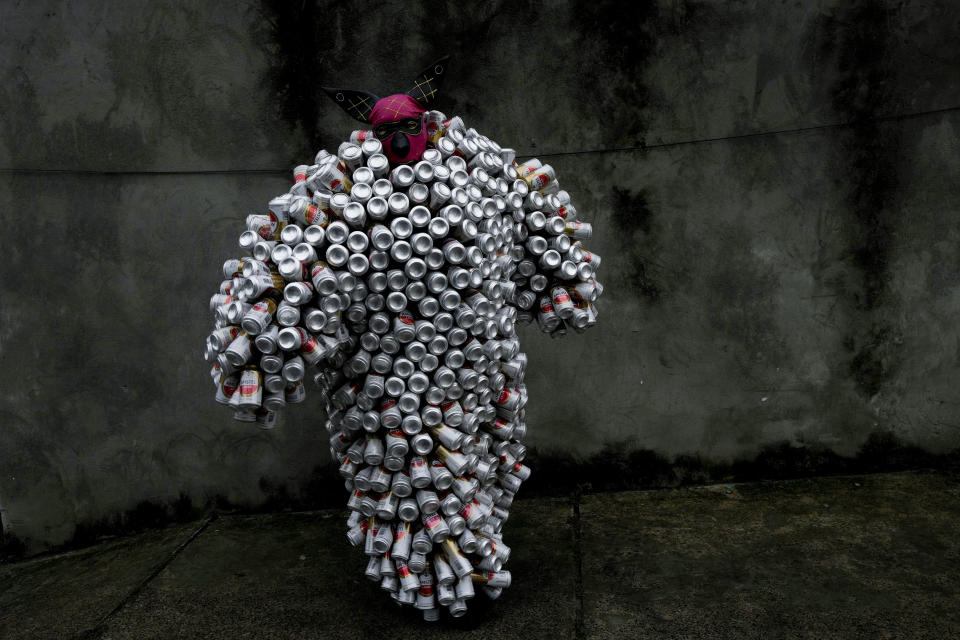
[204,56,605,621]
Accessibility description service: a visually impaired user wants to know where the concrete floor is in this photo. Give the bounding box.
[1,470,959,639]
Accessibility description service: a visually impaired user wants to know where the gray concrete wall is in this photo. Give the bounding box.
[2,0,959,555]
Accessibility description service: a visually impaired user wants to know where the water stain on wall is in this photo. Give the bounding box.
[804,1,903,399]
[568,0,657,148]
[260,0,324,159]
[610,186,663,302]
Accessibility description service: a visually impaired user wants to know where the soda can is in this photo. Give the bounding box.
[435,446,469,476]
[209,326,242,353]
[280,355,304,382]
[392,522,412,561]
[348,166,375,190]
[347,130,373,144]
[365,555,382,582]
[388,469,413,497]
[360,137,383,158]
[408,551,427,574]
[408,528,431,556]
[376,492,399,521]
[550,286,575,320]
[223,331,253,368]
[367,153,389,178]
[442,539,474,579]
[346,516,368,546]
[390,217,413,244]
[313,162,352,194]
[411,160,433,184]
[425,111,446,141]
[380,574,399,593]
[339,144,363,173]
[390,165,415,189]
[398,497,420,522]
[380,398,402,429]
[422,512,450,543]
[409,455,432,488]
[396,562,420,592]
[246,214,276,240]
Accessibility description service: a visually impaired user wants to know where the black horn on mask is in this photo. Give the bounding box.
[405,55,450,107]
[321,87,381,124]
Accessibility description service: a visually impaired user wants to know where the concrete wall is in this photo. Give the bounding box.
[2,0,959,555]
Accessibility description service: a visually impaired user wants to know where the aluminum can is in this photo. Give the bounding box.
[390,165,415,189]
[236,368,263,409]
[564,220,592,239]
[360,137,382,157]
[551,286,575,319]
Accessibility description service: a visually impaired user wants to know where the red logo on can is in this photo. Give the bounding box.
[497,389,511,404]
[555,293,570,303]
[330,179,342,190]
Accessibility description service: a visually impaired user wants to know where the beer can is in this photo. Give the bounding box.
[398,497,420,522]
[223,331,254,368]
[422,512,450,542]
[367,153,389,178]
[339,144,363,172]
[237,367,263,409]
[314,162,352,194]
[396,562,420,592]
[550,286,574,319]
[416,571,436,611]
[407,182,430,206]
[365,555,382,581]
[281,355,305,382]
[392,522,412,561]
[360,137,382,157]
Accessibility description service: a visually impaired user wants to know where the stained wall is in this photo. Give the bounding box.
[1,0,959,554]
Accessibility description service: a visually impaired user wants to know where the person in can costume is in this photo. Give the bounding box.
[203,56,605,621]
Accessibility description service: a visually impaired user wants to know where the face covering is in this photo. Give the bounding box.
[322,56,449,163]
[370,94,427,164]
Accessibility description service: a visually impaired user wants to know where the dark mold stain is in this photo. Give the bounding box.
[609,187,663,302]
[569,0,657,148]
[522,431,960,498]
[261,0,324,159]
[6,432,957,565]
[805,1,903,398]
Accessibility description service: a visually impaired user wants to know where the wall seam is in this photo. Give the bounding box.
[2,104,957,176]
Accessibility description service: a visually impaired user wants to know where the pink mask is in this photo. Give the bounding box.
[370,94,427,164]
[323,57,449,164]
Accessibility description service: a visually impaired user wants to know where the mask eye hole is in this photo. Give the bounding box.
[406,119,420,132]
[375,126,389,138]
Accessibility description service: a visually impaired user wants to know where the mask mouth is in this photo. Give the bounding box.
[390,133,410,158]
